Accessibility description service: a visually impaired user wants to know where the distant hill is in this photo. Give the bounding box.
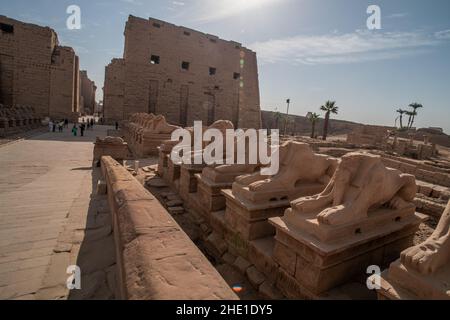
[261,110,393,136]
[261,110,450,148]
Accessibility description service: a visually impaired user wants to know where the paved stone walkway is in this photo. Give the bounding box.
[0,125,109,299]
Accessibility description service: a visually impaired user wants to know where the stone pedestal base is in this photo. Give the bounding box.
[166,157,181,189]
[196,174,231,213]
[269,211,422,295]
[157,148,170,178]
[233,182,325,203]
[210,210,227,236]
[249,237,279,284]
[223,189,290,242]
[127,133,171,157]
[179,164,206,202]
[141,133,171,156]
[377,261,450,300]
[93,142,130,166]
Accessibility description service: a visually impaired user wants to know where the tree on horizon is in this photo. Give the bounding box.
[408,102,423,129]
[396,108,407,129]
[307,112,320,139]
[320,100,339,141]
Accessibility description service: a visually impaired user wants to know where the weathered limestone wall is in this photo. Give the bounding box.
[0,104,42,137]
[49,47,80,121]
[0,15,79,121]
[104,59,125,122]
[380,155,450,187]
[347,125,389,146]
[101,156,238,300]
[397,128,450,148]
[261,110,395,137]
[79,70,96,115]
[93,137,130,166]
[104,15,261,129]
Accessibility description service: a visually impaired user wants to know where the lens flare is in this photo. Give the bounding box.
[232,284,243,293]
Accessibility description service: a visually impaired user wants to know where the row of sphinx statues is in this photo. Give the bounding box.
[124,113,450,284]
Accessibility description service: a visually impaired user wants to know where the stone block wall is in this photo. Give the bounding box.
[381,156,450,187]
[104,59,125,122]
[0,104,42,136]
[101,156,237,300]
[79,70,96,115]
[104,15,261,129]
[261,110,395,137]
[0,15,80,121]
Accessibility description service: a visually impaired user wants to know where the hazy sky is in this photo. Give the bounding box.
[1,0,449,132]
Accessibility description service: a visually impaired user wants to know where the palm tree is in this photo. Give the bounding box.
[405,110,416,129]
[320,100,339,140]
[396,109,406,129]
[408,103,423,129]
[307,112,320,138]
[274,111,283,130]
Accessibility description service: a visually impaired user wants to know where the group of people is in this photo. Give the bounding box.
[71,118,96,137]
[48,117,99,137]
[48,119,69,133]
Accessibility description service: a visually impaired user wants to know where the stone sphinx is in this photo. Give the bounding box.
[232,141,338,203]
[178,120,235,201]
[202,163,260,185]
[220,141,338,247]
[133,113,154,140]
[93,136,129,165]
[145,114,180,134]
[201,126,270,184]
[285,152,417,227]
[136,114,179,144]
[377,200,450,299]
[401,203,450,275]
[123,113,180,157]
[122,113,144,141]
[268,152,422,296]
[195,130,268,214]
[96,136,125,145]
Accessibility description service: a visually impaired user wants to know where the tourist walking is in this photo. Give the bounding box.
[80,123,85,137]
[115,121,119,130]
[72,124,78,136]
[48,120,53,132]
[91,118,94,128]
[64,118,69,128]
[52,121,56,132]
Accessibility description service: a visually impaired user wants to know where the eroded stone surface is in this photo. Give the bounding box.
[285,152,417,229]
[232,141,338,203]
[103,16,261,129]
[378,200,450,299]
[101,156,237,300]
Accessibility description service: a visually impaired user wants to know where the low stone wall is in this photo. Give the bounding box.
[0,104,43,137]
[101,156,237,300]
[93,138,131,166]
[319,147,450,187]
[381,157,450,187]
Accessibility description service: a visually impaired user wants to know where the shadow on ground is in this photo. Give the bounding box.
[28,125,114,143]
[67,167,117,300]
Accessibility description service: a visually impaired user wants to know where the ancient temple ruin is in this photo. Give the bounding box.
[97,113,448,300]
[79,70,97,116]
[0,15,81,121]
[0,104,42,137]
[103,16,261,129]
